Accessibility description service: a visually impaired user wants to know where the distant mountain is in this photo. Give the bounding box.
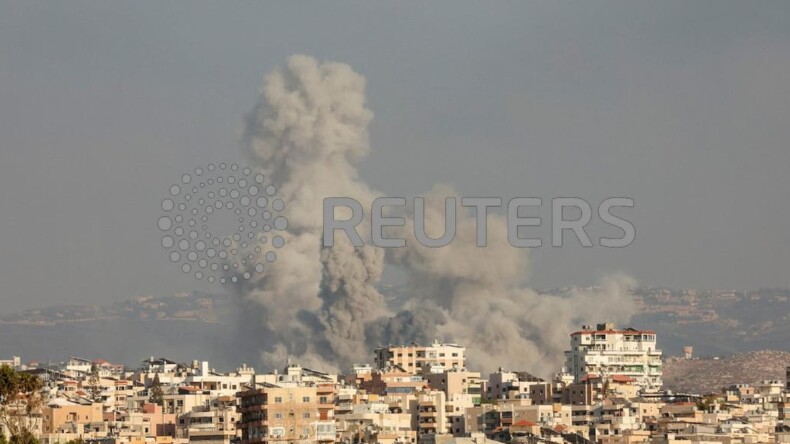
[0,291,227,325]
[663,350,790,394]
[630,287,790,356]
[1,286,788,374]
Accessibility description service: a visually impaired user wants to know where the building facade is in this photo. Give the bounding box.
[238,385,334,444]
[374,342,465,374]
[564,322,662,392]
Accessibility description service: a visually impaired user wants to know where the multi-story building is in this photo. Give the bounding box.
[359,368,425,396]
[0,356,22,368]
[41,399,103,436]
[481,368,544,401]
[334,401,415,444]
[564,322,662,392]
[423,368,482,402]
[374,342,465,375]
[237,385,335,444]
[416,390,452,443]
[179,395,238,444]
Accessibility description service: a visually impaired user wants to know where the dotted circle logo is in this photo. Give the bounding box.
[157,162,287,284]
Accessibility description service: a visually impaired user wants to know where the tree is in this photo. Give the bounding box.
[149,374,164,407]
[0,365,42,444]
[8,430,37,444]
[87,364,102,403]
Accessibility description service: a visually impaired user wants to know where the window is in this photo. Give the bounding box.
[303,412,310,419]
[274,396,283,403]
[270,427,285,437]
[302,396,310,402]
[274,413,283,419]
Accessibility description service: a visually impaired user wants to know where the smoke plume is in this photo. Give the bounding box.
[239,55,636,376]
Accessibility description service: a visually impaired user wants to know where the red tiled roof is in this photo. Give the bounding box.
[611,375,636,383]
[579,374,635,383]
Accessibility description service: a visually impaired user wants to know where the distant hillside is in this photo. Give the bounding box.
[663,350,790,394]
[0,286,788,375]
[631,287,790,356]
[0,292,227,325]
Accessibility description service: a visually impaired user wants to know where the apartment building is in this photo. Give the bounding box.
[423,369,482,401]
[374,342,465,374]
[179,396,238,444]
[237,385,335,444]
[416,390,452,443]
[334,401,415,444]
[482,368,545,401]
[42,399,104,435]
[564,322,662,391]
[359,368,425,396]
[0,356,22,368]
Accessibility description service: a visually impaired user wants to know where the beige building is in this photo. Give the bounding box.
[374,342,465,374]
[42,399,103,435]
[180,396,238,444]
[238,385,334,444]
[424,369,482,401]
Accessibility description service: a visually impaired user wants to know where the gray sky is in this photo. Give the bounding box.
[1,1,789,311]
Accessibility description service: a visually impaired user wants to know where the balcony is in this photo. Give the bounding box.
[316,385,334,394]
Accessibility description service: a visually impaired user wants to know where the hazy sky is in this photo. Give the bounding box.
[1,1,789,312]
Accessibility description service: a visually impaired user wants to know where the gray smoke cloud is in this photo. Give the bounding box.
[240,55,636,376]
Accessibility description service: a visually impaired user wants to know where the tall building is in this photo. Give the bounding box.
[563,322,662,392]
[374,341,465,374]
[238,385,335,444]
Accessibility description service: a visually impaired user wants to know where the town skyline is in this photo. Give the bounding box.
[2,322,789,444]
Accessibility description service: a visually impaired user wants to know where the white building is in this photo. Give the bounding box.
[564,322,662,392]
[0,356,21,368]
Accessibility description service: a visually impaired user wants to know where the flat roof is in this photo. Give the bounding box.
[571,329,656,336]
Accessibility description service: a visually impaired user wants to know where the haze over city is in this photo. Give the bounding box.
[1,1,790,316]
[1,3,790,444]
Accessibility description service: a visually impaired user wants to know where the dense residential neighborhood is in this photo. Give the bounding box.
[2,324,789,444]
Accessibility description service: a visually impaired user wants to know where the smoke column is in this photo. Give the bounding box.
[240,55,636,376]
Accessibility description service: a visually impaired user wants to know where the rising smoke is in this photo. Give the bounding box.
[239,55,636,377]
